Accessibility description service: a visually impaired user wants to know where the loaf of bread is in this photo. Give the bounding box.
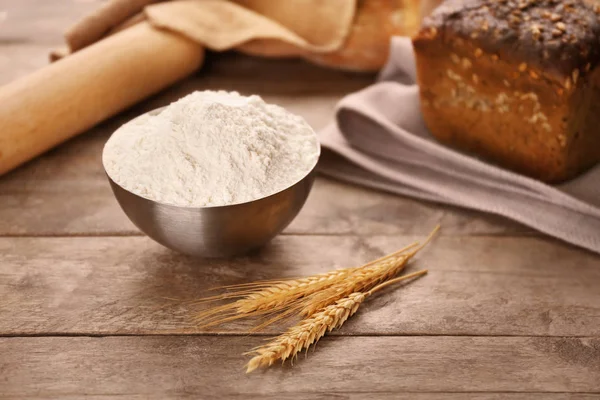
[412,0,600,182]
[305,0,422,71]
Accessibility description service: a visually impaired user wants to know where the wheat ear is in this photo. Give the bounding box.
[297,258,402,317]
[235,242,419,314]
[300,226,439,317]
[193,243,420,327]
[245,269,428,373]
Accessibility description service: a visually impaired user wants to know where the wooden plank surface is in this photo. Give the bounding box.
[0,177,528,237]
[0,0,101,84]
[2,235,599,336]
[0,395,596,400]
[1,0,600,397]
[1,336,599,397]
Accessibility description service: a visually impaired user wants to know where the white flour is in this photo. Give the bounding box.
[103,91,319,207]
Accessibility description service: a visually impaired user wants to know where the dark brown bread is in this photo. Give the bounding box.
[413,0,600,182]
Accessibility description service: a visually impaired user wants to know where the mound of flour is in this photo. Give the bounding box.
[103,91,319,207]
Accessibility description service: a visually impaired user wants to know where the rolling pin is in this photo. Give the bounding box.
[0,22,204,176]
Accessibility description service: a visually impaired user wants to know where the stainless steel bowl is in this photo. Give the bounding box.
[104,108,320,258]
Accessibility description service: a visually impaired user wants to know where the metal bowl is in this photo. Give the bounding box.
[104,108,320,258]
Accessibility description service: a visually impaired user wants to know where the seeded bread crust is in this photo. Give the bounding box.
[419,0,600,83]
[412,0,600,182]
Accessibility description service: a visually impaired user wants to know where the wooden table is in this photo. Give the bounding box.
[1,1,599,398]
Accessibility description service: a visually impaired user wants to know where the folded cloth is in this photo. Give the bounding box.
[319,37,600,254]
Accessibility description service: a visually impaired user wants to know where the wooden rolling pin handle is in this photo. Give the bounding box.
[0,22,205,176]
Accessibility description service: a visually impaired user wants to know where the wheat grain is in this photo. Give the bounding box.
[246,292,367,372]
[246,270,428,373]
[193,242,422,327]
[235,242,419,313]
[236,268,356,313]
[299,253,410,316]
[300,227,439,316]
[193,267,361,327]
[192,226,439,331]
[231,241,420,314]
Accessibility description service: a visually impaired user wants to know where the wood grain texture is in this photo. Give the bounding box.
[0,395,596,400]
[1,336,599,397]
[0,176,528,237]
[1,0,599,397]
[0,0,101,84]
[1,235,598,336]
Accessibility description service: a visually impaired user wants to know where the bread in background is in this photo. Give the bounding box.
[304,0,421,71]
[413,0,600,182]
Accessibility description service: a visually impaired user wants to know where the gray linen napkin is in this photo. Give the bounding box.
[319,37,600,254]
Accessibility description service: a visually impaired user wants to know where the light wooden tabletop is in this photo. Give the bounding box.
[1,1,599,398]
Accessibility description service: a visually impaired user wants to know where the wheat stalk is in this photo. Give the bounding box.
[193,242,421,327]
[245,269,428,373]
[191,226,439,332]
[235,241,420,314]
[300,227,438,317]
[299,252,409,317]
[237,268,356,313]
